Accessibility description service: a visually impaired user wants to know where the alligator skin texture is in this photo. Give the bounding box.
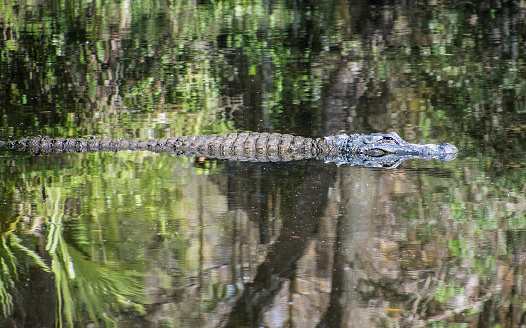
[0,132,458,168]
[0,133,327,162]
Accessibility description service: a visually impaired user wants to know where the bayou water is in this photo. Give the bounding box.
[0,1,525,327]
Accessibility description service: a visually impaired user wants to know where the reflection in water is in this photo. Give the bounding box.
[2,149,524,326]
[0,0,526,326]
[227,161,336,326]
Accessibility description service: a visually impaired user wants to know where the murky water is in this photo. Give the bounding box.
[1,1,526,327]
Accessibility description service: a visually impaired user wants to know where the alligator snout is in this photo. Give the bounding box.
[354,132,458,162]
[439,142,458,154]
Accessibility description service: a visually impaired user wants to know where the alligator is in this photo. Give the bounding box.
[0,132,458,169]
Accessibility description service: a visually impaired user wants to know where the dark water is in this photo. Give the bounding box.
[1,1,526,327]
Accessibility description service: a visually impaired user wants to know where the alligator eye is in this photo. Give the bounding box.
[383,136,395,142]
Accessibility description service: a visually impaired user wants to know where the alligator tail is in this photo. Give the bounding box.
[0,133,324,162]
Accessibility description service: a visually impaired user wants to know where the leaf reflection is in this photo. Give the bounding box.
[43,187,145,327]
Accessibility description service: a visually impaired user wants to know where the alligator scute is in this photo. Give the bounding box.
[0,132,458,169]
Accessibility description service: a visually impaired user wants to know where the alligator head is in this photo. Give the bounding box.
[329,132,458,163]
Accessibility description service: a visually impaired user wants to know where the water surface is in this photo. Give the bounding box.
[1,0,526,327]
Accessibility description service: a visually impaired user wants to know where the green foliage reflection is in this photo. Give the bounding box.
[0,168,148,326]
[0,217,50,318]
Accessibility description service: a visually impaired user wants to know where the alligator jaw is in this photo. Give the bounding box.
[352,132,458,162]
